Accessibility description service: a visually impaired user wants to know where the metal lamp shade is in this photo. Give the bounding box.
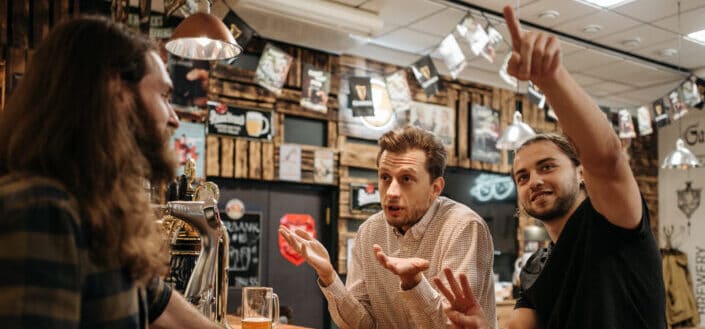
[165,12,242,60]
[496,111,536,150]
[662,138,702,170]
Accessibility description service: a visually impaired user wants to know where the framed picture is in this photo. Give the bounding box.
[471,104,501,163]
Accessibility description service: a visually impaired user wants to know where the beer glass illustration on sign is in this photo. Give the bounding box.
[246,111,270,137]
[242,286,279,329]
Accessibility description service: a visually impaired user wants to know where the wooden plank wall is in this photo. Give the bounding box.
[0,0,79,112]
[204,41,340,186]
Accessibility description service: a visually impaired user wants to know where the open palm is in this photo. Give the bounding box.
[279,226,334,275]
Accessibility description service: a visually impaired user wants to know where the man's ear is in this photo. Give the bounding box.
[577,164,585,185]
[432,176,445,199]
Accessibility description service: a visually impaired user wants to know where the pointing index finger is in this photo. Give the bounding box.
[503,5,522,51]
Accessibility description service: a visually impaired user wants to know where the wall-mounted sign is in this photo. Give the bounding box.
[279,214,317,266]
[225,198,245,220]
[350,183,381,213]
[469,173,515,203]
[207,101,272,140]
[222,212,261,287]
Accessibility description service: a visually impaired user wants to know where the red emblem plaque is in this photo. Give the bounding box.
[279,214,317,266]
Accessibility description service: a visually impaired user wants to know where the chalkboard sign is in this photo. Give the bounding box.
[222,212,261,287]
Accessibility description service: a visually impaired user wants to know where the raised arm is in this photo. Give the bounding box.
[504,6,641,228]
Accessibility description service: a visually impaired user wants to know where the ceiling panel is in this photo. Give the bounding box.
[345,43,422,67]
[361,0,444,26]
[572,73,603,86]
[563,48,621,72]
[330,0,368,6]
[583,59,684,87]
[634,38,705,69]
[613,79,685,104]
[518,0,598,28]
[612,0,705,24]
[585,80,635,97]
[594,24,677,51]
[409,7,467,37]
[372,28,444,53]
[645,2,705,34]
[551,9,641,40]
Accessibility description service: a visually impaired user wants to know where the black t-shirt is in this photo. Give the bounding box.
[515,198,666,329]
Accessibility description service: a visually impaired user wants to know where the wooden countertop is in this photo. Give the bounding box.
[227,315,314,329]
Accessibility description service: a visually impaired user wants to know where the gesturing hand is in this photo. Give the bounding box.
[433,268,490,329]
[373,244,430,290]
[503,5,562,87]
[279,226,336,285]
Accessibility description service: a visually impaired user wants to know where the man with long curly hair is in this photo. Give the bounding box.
[0,16,223,329]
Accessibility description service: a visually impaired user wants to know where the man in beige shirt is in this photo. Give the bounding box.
[280,126,496,329]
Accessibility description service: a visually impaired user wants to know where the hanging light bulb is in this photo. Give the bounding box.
[165,1,242,60]
[496,111,536,150]
[661,138,701,169]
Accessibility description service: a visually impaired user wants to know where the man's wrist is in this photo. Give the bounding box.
[318,270,336,287]
[400,273,423,291]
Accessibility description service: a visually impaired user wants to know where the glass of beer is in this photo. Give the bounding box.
[242,286,279,329]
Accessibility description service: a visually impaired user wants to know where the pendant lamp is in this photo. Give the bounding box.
[165,2,242,60]
[496,111,536,150]
[661,138,701,169]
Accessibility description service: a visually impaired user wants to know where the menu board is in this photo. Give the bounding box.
[222,212,261,287]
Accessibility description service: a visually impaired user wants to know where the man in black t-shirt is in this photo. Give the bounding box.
[433,5,666,329]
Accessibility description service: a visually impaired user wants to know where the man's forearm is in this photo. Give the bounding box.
[151,292,222,329]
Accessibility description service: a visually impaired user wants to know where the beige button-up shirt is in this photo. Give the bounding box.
[320,196,497,329]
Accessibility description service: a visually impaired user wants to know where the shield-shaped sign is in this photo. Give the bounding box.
[677,181,701,219]
[278,214,317,266]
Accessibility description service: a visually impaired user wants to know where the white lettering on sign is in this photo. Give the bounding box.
[696,246,705,317]
[209,111,244,126]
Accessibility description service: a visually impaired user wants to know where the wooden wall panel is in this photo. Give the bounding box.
[220,138,234,178]
[248,141,262,179]
[206,136,220,177]
[234,139,248,178]
[262,142,275,180]
[33,0,51,49]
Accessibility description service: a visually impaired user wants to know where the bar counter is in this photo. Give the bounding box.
[227,315,315,329]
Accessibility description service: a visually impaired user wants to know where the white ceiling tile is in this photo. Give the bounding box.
[372,28,443,53]
[552,9,641,40]
[563,48,621,72]
[361,0,445,26]
[408,7,466,37]
[634,38,705,70]
[572,73,603,86]
[344,43,421,67]
[582,59,684,87]
[613,79,685,105]
[613,0,705,26]
[330,0,369,7]
[594,24,677,50]
[652,5,705,34]
[585,80,635,97]
[518,0,599,28]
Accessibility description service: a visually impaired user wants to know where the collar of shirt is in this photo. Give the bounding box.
[392,197,441,241]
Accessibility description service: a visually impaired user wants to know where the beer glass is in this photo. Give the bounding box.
[242,287,279,329]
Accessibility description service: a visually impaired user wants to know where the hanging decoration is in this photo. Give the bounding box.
[437,34,467,79]
[410,55,441,97]
[349,76,374,117]
[253,43,293,96]
[677,181,701,233]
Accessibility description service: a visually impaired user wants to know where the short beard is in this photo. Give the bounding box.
[132,95,177,188]
[525,184,579,222]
